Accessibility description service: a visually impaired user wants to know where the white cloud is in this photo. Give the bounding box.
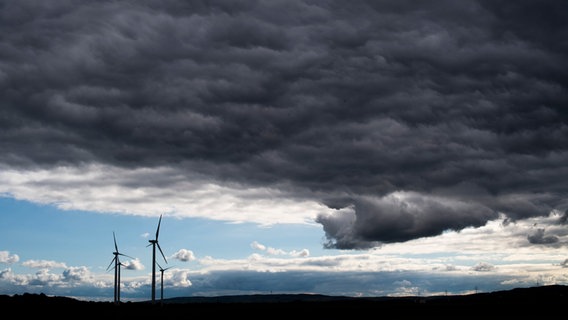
[0,251,19,264]
[123,259,144,270]
[0,164,332,225]
[171,249,196,262]
[22,259,67,269]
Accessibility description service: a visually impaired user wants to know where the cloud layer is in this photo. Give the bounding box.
[1,0,567,249]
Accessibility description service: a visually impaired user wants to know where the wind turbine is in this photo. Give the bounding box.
[148,214,167,304]
[156,261,173,305]
[106,231,133,305]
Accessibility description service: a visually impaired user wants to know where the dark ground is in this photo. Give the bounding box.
[2,285,566,317]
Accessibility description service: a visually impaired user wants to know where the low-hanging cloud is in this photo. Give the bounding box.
[0,0,567,249]
[172,249,196,262]
[317,192,498,249]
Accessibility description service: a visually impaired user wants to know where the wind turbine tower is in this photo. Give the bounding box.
[107,232,133,305]
[157,262,173,306]
[148,214,167,304]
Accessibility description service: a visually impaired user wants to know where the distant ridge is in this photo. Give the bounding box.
[160,293,363,304]
[3,284,568,304]
[156,284,568,305]
[2,285,567,317]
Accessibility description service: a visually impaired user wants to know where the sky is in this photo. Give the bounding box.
[1,0,568,302]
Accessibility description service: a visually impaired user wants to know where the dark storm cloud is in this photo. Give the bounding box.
[527,228,559,245]
[1,0,567,248]
[317,192,497,248]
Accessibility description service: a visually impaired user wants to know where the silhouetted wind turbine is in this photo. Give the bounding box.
[148,214,167,304]
[156,261,173,305]
[107,231,133,305]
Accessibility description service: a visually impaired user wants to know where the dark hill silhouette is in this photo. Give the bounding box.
[2,285,566,317]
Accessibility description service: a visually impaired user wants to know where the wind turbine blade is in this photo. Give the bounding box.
[155,214,162,239]
[106,256,117,271]
[118,253,135,260]
[157,242,167,264]
[157,263,174,271]
[113,231,118,252]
